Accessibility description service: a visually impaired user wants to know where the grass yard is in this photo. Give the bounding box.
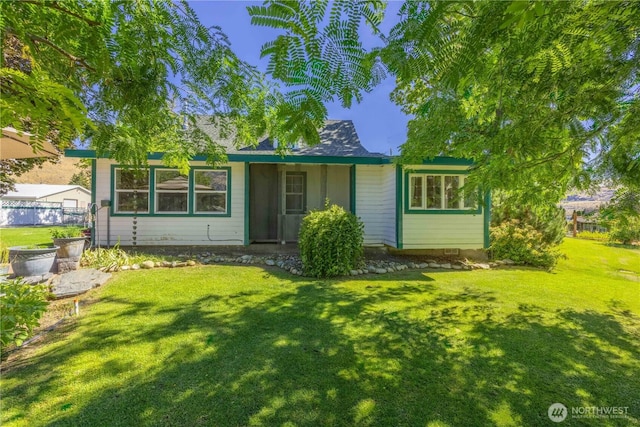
[0,226,59,248]
[1,239,639,426]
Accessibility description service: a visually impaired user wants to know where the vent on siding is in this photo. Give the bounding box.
[444,248,459,255]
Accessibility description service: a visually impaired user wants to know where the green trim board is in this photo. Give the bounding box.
[65,149,393,165]
[483,190,492,249]
[395,165,403,249]
[108,164,232,217]
[66,149,474,167]
[350,165,356,214]
[244,162,249,246]
[403,169,482,215]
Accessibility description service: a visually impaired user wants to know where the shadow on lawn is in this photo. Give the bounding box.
[4,269,640,426]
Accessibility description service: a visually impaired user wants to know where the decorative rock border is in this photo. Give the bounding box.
[107,252,518,277]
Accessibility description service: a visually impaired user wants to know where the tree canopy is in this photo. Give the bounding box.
[250,0,640,203]
[2,0,639,203]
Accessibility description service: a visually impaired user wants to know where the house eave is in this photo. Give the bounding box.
[65,150,473,166]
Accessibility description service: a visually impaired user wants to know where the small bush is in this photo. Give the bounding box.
[50,226,84,239]
[81,244,131,271]
[0,278,49,359]
[490,219,561,268]
[299,204,364,278]
[576,230,609,241]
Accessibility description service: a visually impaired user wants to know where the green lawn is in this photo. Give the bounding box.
[1,239,639,426]
[0,226,59,248]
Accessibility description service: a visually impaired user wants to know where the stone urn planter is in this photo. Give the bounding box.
[8,246,59,277]
[52,237,87,259]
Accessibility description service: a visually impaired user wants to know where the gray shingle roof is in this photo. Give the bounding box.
[194,117,385,158]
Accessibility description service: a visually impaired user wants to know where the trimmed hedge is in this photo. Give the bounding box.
[299,204,364,278]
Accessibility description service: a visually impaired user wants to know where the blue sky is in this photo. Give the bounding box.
[188,1,409,155]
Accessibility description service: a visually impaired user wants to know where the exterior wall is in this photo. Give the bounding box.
[40,188,91,208]
[326,165,350,209]
[94,159,245,246]
[402,214,485,249]
[355,164,396,247]
[400,164,485,250]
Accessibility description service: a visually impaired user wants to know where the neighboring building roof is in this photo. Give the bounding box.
[1,184,91,200]
[194,117,387,158]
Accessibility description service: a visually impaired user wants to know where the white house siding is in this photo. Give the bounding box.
[380,165,397,247]
[402,214,484,249]
[93,159,245,246]
[355,164,396,247]
[401,164,484,249]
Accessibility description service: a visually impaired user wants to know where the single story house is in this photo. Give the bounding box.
[1,184,92,226]
[66,120,490,254]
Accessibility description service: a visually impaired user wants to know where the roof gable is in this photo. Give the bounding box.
[195,118,386,158]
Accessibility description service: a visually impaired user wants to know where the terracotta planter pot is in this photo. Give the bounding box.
[8,246,58,277]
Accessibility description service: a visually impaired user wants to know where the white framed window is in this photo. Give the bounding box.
[408,174,477,210]
[114,169,149,213]
[155,169,189,213]
[194,169,228,214]
[285,172,306,214]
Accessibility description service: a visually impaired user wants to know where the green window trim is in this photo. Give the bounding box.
[403,169,482,215]
[109,165,231,217]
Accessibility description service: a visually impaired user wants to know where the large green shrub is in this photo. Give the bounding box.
[608,216,640,245]
[490,219,560,268]
[0,278,49,359]
[299,204,364,278]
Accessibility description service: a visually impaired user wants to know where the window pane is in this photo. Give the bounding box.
[464,188,478,209]
[116,170,149,190]
[156,170,188,190]
[116,192,149,212]
[196,193,226,213]
[286,194,303,213]
[444,176,459,209]
[426,176,442,209]
[410,176,423,208]
[157,192,187,212]
[195,170,227,191]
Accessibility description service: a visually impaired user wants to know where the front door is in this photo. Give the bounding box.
[249,164,279,242]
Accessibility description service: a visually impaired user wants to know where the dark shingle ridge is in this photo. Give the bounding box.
[194,117,386,158]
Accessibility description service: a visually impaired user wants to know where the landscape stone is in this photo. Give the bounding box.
[375,268,387,274]
[440,263,452,269]
[503,259,515,265]
[428,262,441,268]
[141,260,155,269]
[131,264,141,270]
[187,260,196,266]
[452,265,462,270]
[50,269,112,298]
[418,263,428,269]
[265,259,276,266]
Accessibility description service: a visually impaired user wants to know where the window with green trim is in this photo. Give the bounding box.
[194,170,228,214]
[155,169,188,213]
[114,169,150,213]
[409,174,476,210]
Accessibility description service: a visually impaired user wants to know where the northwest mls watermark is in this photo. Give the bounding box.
[548,402,632,423]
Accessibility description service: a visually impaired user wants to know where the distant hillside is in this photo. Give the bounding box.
[559,187,615,214]
[14,157,87,187]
